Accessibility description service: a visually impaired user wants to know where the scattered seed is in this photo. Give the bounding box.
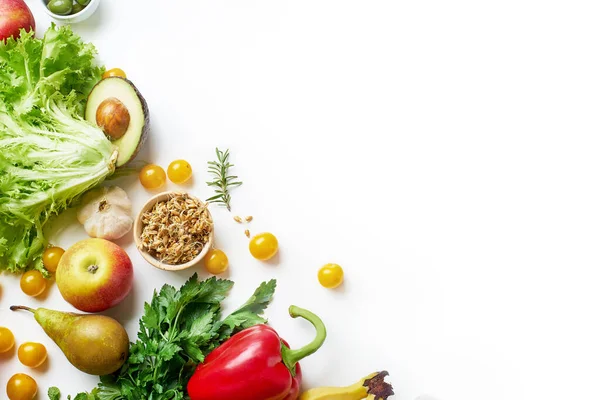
[233,216,243,223]
[245,216,253,222]
[244,229,250,238]
[140,193,212,265]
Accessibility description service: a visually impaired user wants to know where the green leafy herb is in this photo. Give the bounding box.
[0,25,113,274]
[72,393,98,400]
[47,387,99,400]
[48,387,61,400]
[53,274,276,400]
[206,148,243,211]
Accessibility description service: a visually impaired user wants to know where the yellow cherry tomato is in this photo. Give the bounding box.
[0,327,15,353]
[249,233,279,261]
[18,342,47,368]
[318,263,344,289]
[102,68,127,79]
[42,246,65,273]
[167,159,193,184]
[20,270,47,297]
[139,164,167,190]
[204,249,229,275]
[6,373,37,400]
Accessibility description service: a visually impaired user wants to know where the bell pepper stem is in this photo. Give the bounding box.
[281,305,327,373]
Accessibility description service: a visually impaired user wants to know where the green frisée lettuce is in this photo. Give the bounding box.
[0,25,114,273]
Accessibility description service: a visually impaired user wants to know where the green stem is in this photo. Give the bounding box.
[280,305,327,374]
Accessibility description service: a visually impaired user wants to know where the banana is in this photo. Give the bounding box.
[300,371,394,400]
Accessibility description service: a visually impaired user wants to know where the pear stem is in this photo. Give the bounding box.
[10,305,35,313]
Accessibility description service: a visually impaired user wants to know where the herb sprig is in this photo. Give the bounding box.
[49,274,276,400]
[206,148,243,211]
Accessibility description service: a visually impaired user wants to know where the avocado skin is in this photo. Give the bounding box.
[120,77,149,167]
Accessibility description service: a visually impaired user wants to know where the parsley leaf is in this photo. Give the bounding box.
[213,279,277,344]
[53,274,276,400]
[48,387,61,400]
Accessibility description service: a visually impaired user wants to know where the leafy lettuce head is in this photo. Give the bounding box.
[0,24,114,273]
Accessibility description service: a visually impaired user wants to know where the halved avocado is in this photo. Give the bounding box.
[85,77,149,167]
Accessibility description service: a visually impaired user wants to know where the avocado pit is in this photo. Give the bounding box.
[96,97,130,140]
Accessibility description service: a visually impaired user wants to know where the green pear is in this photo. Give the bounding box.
[10,305,129,375]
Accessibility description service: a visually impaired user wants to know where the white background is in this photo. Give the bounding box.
[1,1,600,399]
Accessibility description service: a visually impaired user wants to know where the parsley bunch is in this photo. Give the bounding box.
[49,274,276,400]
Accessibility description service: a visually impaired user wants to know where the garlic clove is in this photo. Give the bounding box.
[84,214,133,240]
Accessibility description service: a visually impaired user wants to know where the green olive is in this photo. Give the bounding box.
[47,0,73,15]
[76,0,91,5]
[72,3,85,14]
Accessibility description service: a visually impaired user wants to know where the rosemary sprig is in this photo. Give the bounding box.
[206,148,243,211]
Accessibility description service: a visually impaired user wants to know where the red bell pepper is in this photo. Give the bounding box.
[187,305,327,400]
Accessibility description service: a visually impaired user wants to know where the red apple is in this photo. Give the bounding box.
[0,0,35,42]
[56,238,134,313]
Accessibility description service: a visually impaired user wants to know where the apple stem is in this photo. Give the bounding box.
[88,265,99,274]
[10,305,35,313]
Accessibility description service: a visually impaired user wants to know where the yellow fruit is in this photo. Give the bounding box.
[139,164,166,190]
[6,373,37,400]
[42,246,65,273]
[20,271,47,297]
[249,233,279,261]
[167,159,193,184]
[102,68,127,79]
[18,342,47,368]
[0,327,15,353]
[204,249,229,275]
[318,264,344,289]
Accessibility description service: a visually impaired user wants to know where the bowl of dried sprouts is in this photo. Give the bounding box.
[134,192,214,271]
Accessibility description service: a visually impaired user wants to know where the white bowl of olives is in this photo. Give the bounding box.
[42,0,100,24]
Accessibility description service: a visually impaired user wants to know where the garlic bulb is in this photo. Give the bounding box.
[77,186,133,240]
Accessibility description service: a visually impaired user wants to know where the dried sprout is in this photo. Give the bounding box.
[140,193,212,265]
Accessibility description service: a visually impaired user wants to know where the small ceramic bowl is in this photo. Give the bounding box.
[134,192,214,271]
[41,0,101,24]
